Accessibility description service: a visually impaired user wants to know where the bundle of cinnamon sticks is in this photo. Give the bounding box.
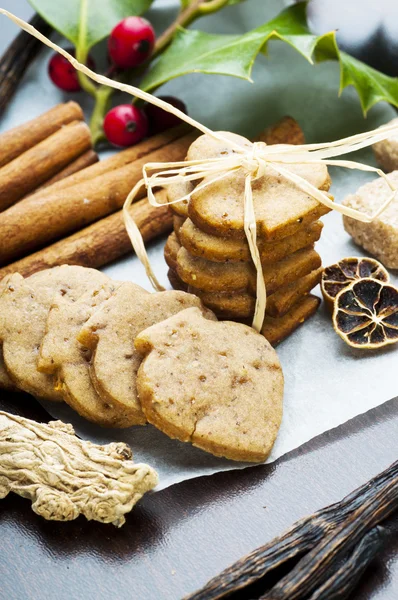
[0,106,304,281]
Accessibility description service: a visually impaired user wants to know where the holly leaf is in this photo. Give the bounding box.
[141,1,398,115]
[28,0,153,51]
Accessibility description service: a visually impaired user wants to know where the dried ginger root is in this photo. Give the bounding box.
[0,411,158,526]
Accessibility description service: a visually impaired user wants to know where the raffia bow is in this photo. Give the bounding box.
[2,9,397,332]
[124,129,397,331]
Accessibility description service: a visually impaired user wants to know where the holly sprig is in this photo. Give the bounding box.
[28,0,398,148]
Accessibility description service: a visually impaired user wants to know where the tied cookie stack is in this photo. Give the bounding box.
[164,126,332,345]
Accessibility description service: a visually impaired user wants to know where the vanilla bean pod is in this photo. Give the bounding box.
[186,460,398,600]
[262,478,398,600]
[308,526,387,600]
[0,14,52,116]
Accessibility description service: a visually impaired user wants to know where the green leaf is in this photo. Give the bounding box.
[338,51,398,113]
[141,1,398,115]
[28,0,153,51]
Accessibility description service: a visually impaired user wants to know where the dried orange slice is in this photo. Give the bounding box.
[321,257,389,311]
[333,278,398,349]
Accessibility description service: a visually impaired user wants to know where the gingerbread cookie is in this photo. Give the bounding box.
[164,231,181,272]
[179,218,323,263]
[189,167,332,241]
[261,295,321,345]
[168,131,252,219]
[167,268,188,292]
[189,267,323,319]
[78,284,214,426]
[167,180,192,217]
[173,214,186,240]
[176,245,322,294]
[0,266,109,401]
[135,307,284,462]
[186,130,252,162]
[254,116,305,147]
[186,134,331,240]
[38,280,133,427]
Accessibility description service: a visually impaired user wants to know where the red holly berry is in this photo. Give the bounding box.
[48,49,94,92]
[108,17,155,69]
[103,104,148,147]
[145,96,187,134]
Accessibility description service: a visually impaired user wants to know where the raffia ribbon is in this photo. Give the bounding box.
[2,8,397,331]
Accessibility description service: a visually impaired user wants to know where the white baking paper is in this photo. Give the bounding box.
[1,0,397,490]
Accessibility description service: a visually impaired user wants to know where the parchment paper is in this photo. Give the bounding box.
[1,0,397,490]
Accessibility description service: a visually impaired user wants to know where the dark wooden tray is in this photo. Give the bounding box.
[1,390,397,600]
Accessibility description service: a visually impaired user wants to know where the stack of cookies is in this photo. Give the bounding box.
[164,128,333,344]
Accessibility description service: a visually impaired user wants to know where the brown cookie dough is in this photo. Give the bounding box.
[179,218,323,263]
[188,267,323,319]
[38,280,134,427]
[77,284,214,425]
[0,266,110,401]
[189,165,332,241]
[176,245,322,294]
[135,307,284,462]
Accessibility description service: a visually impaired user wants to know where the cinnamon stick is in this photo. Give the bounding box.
[29,123,190,198]
[35,150,99,192]
[0,101,83,168]
[0,120,92,211]
[0,191,171,280]
[0,131,195,265]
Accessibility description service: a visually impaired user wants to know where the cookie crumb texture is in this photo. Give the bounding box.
[135,307,284,462]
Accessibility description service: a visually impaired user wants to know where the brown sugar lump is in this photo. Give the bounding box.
[190,267,323,319]
[77,284,214,426]
[0,266,110,401]
[373,118,398,172]
[179,217,323,263]
[176,245,322,294]
[186,133,332,241]
[135,307,284,462]
[342,172,398,269]
[38,281,137,428]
